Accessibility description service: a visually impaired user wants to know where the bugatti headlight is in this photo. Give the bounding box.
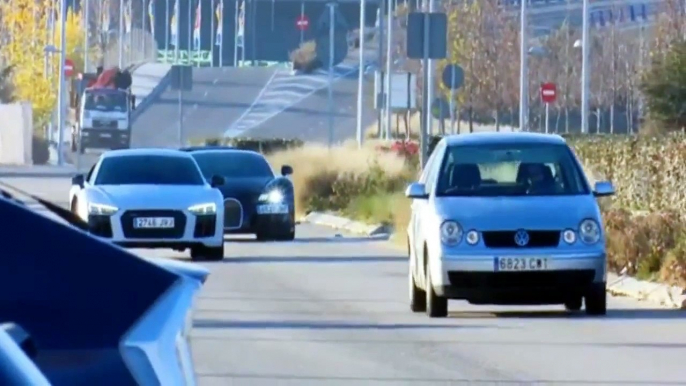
[259,190,284,203]
[88,202,118,215]
[188,202,216,215]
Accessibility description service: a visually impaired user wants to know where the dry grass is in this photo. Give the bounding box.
[289,41,319,72]
[266,140,411,217]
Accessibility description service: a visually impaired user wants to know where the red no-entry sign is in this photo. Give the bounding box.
[540,82,557,104]
[296,15,309,31]
[64,58,74,77]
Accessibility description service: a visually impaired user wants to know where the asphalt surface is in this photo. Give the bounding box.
[1,173,686,385]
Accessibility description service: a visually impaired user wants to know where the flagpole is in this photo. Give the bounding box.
[174,0,179,62]
[188,0,192,65]
[142,0,146,58]
[196,0,201,67]
[165,0,169,61]
[233,0,238,67]
[211,0,215,67]
[219,0,224,67]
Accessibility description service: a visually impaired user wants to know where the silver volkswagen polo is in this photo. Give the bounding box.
[406,133,615,318]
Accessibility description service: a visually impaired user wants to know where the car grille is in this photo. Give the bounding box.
[121,210,186,239]
[193,214,217,238]
[88,215,113,238]
[482,230,560,248]
[448,270,595,289]
[92,119,118,129]
[224,198,243,229]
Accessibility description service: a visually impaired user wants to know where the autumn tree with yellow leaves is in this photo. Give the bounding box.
[0,0,84,134]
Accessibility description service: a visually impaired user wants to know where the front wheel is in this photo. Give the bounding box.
[585,283,607,316]
[190,245,224,261]
[425,264,448,318]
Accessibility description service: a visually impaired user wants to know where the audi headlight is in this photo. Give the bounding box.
[259,190,284,203]
[579,219,601,244]
[88,203,118,215]
[440,221,463,245]
[188,202,216,215]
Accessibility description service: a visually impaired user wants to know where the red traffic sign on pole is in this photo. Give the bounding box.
[64,58,74,77]
[296,15,310,31]
[540,82,557,104]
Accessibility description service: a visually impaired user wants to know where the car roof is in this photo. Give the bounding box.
[100,148,193,159]
[444,132,566,146]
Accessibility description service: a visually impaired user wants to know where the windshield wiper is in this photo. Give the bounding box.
[0,181,89,232]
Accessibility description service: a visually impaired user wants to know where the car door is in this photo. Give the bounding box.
[412,142,446,278]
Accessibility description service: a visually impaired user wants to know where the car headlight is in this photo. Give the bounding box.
[563,229,577,244]
[579,219,600,244]
[440,221,463,245]
[188,202,216,215]
[259,190,284,203]
[465,230,479,245]
[88,203,118,215]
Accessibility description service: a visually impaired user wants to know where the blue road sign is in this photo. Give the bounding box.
[407,12,448,60]
[442,64,464,90]
[431,97,451,120]
[316,33,349,68]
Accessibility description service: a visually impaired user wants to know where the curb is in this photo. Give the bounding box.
[607,273,686,309]
[302,212,391,237]
[303,212,686,309]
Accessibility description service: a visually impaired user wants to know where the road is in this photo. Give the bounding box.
[1,174,685,385]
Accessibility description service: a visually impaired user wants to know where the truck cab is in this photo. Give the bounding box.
[73,88,132,153]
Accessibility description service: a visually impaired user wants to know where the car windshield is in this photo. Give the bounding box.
[191,151,274,179]
[435,143,589,197]
[83,91,128,112]
[94,155,205,185]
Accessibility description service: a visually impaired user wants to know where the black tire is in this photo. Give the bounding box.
[425,262,448,318]
[190,245,225,261]
[409,268,426,313]
[255,231,271,242]
[79,145,85,154]
[71,139,77,152]
[585,283,607,316]
[564,296,583,312]
[276,226,295,241]
[70,198,78,214]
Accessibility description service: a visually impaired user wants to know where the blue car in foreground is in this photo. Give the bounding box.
[406,133,615,317]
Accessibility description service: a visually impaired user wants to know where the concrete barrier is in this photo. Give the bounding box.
[0,102,33,165]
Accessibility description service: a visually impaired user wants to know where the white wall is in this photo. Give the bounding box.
[0,102,33,165]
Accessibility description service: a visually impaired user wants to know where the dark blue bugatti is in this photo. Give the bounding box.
[181,146,296,241]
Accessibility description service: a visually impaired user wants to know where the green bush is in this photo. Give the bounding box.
[641,39,686,131]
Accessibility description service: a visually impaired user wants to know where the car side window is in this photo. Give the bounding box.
[85,164,96,184]
[424,143,446,194]
[420,142,444,184]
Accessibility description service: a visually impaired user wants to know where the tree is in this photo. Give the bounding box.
[0,0,84,133]
[641,39,686,131]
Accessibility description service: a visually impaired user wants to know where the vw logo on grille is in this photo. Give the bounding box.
[514,229,530,246]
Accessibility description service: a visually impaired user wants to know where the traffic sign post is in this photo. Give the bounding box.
[296,15,309,31]
[540,82,557,134]
[441,64,464,133]
[64,58,74,77]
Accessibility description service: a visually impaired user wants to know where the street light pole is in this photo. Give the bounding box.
[84,0,90,73]
[519,0,528,131]
[385,0,393,140]
[57,0,67,166]
[355,0,366,148]
[580,0,590,134]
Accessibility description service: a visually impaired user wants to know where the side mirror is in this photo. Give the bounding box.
[281,165,293,176]
[405,182,429,199]
[71,174,85,188]
[210,175,225,188]
[593,181,615,197]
